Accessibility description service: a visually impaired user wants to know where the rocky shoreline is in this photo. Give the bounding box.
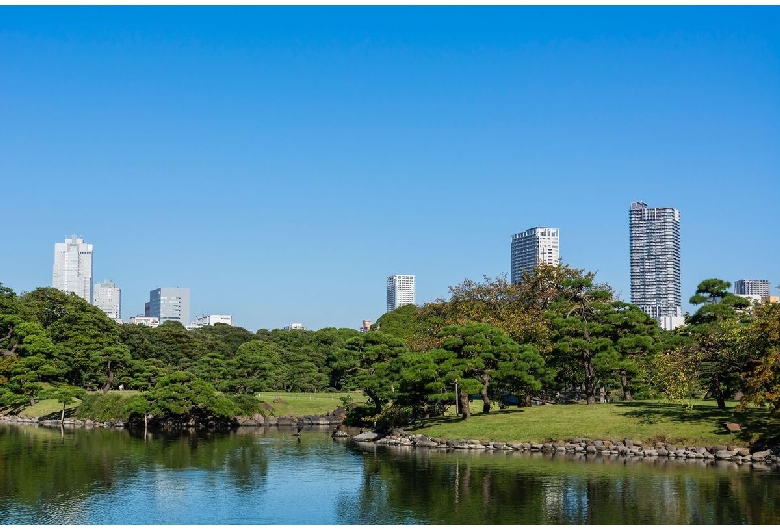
[343,429,780,469]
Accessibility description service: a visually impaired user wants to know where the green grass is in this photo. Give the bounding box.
[17,398,80,419]
[255,391,366,417]
[409,399,777,447]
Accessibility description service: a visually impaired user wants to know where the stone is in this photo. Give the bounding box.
[353,431,379,442]
[657,448,669,457]
[751,450,771,460]
[723,423,741,433]
[586,446,597,454]
[712,445,728,453]
[715,450,736,460]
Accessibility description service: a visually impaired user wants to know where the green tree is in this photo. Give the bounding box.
[683,278,753,409]
[335,332,408,416]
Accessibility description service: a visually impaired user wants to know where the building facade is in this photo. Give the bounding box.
[129,315,160,327]
[284,323,306,330]
[93,280,121,320]
[387,274,416,313]
[629,201,682,329]
[192,314,233,327]
[145,287,190,325]
[510,227,560,283]
[734,279,771,299]
[52,234,94,303]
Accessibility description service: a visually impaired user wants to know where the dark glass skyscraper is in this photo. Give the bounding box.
[629,201,682,329]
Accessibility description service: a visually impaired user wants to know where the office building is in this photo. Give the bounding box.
[191,314,233,327]
[629,201,682,329]
[284,323,306,330]
[52,234,93,303]
[387,274,415,313]
[129,315,160,327]
[734,279,771,299]
[145,287,190,325]
[510,227,560,283]
[93,280,121,320]
[360,320,372,333]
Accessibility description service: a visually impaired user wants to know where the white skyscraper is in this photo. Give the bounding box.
[52,234,94,303]
[93,280,121,320]
[510,227,560,283]
[387,275,415,313]
[146,287,190,325]
[629,201,682,329]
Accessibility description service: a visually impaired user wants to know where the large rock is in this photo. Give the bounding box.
[353,431,380,442]
[751,450,772,461]
[715,450,736,460]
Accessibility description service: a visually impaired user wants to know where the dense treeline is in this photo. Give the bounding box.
[1,263,779,429]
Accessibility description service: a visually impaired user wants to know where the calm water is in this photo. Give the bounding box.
[1,423,779,524]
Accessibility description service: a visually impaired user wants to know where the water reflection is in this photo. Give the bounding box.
[1,424,779,524]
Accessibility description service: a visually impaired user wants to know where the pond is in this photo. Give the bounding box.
[1,423,778,524]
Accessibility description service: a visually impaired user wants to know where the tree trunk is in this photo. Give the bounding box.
[459,390,471,419]
[480,375,491,414]
[102,361,114,394]
[61,405,65,424]
[29,393,36,407]
[621,370,632,401]
[581,303,596,405]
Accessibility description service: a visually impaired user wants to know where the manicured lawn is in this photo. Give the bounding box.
[255,391,366,417]
[410,400,776,447]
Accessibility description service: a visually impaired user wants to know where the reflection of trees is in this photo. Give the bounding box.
[346,446,780,524]
[0,424,270,519]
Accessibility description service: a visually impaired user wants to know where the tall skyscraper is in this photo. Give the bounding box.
[734,279,771,298]
[93,280,121,320]
[52,234,94,303]
[387,275,415,313]
[629,201,682,329]
[510,227,560,283]
[145,287,190,325]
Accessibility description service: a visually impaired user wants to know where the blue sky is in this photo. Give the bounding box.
[2,6,779,331]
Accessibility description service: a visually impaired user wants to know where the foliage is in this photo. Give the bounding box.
[76,392,137,421]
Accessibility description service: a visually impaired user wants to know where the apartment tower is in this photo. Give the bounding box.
[734,279,771,298]
[510,227,560,283]
[629,201,682,329]
[387,275,415,313]
[52,234,94,303]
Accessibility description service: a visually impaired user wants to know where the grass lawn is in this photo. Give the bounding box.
[255,391,366,417]
[409,399,778,447]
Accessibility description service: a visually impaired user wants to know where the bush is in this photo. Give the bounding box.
[229,393,265,416]
[76,393,134,421]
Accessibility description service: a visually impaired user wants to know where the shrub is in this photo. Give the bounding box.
[76,393,134,421]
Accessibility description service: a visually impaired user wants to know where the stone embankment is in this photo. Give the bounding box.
[236,413,344,427]
[345,430,780,467]
[0,415,128,428]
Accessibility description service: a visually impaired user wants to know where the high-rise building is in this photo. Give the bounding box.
[52,234,94,303]
[145,287,190,325]
[734,279,771,298]
[387,274,415,313]
[510,227,560,283]
[93,280,121,320]
[629,201,682,330]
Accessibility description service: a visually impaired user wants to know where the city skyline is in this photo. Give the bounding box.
[3,7,779,330]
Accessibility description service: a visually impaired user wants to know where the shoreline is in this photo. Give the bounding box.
[344,429,780,469]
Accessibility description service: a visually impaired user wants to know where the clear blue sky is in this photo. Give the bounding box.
[2,6,779,331]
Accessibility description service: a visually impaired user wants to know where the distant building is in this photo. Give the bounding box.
[734,279,771,299]
[129,315,160,327]
[145,287,190,325]
[360,320,372,333]
[191,314,233,327]
[52,234,93,303]
[387,275,415,313]
[510,227,559,283]
[93,279,121,320]
[284,323,306,330]
[629,201,683,330]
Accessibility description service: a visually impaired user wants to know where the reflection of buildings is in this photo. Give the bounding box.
[510,227,560,283]
[629,201,683,330]
[93,280,121,320]
[145,287,190,325]
[387,275,415,313]
[52,234,94,303]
